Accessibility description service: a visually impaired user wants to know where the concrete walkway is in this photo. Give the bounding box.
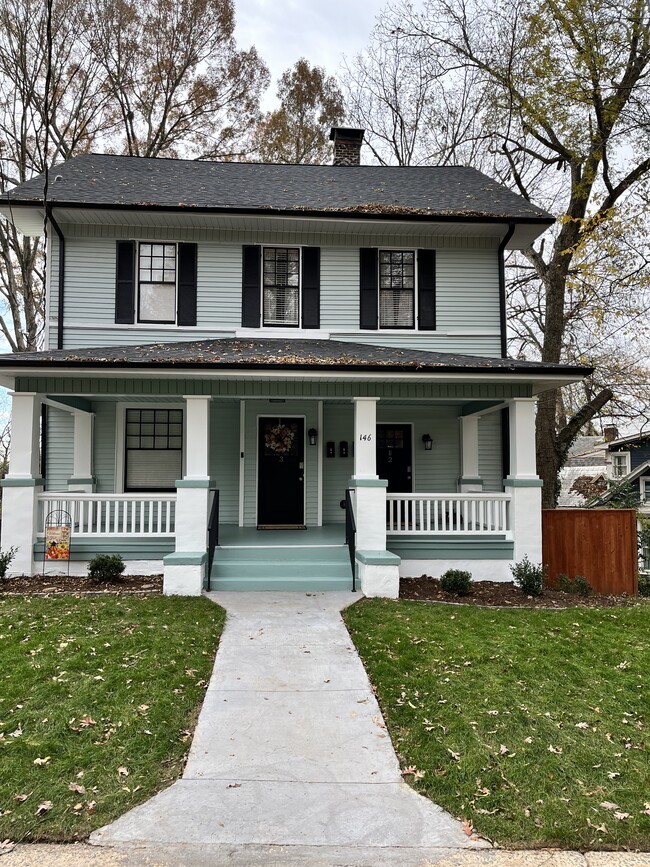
[90,591,488,859]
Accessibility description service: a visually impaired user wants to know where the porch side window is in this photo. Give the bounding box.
[611,452,630,478]
[125,409,183,491]
[263,247,300,326]
[138,243,177,323]
[379,250,415,328]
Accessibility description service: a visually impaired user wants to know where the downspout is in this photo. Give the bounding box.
[47,205,65,350]
[498,222,516,359]
[498,222,516,485]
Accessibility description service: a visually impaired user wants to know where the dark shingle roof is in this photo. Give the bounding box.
[2,154,553,222]
[0,338,589,376]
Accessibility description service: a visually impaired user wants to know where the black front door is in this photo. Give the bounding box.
[257,417,305,527]
[376,424,413,492]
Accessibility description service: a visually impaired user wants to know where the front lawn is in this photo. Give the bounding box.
[344,599,650,850]
[0,594,224,842]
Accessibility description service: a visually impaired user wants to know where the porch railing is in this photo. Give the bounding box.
[344,488,357,592]
[386,493,511,535]
[206,489,220,591]
[37,493,176,537]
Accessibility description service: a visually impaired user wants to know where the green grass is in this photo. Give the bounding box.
[0,594,224,842]
[344,599,650,851]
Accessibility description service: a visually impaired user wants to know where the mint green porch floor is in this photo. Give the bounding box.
[218,525,345,547]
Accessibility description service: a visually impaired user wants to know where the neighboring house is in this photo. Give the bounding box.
[601,429,650,512]
[0,128,589,597]
[558,435,610,507]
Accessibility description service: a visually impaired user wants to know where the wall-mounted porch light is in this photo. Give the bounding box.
[422,433,433,451]
[308,428,318,446]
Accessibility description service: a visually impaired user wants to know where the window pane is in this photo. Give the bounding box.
[380,289,414,328]
[264,286,299,326]
[140,283,175,321]
[169,410,183,423]
[126,450,182,491]
[141,410,154,423]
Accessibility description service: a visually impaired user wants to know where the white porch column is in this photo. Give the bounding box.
[68,411,95,493]
[505,398,543,564]
[349,396,400,598]
[164,395,212,596]
[459,416,483,492]
[1,392,43,576]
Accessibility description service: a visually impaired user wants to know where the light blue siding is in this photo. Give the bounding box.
[210,401,240,524]
[45,407,73,490]
[322,404,354,523]
[479,412,504,492]
[50,223,502,356]
[92,401,116,493]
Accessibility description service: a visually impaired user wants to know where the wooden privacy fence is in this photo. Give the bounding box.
[542,509,638,596]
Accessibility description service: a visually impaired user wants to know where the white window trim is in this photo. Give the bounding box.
[640,476,650,502]
[378,247,418,331]
[610,450,631,479]
[261,245,302,329]
[115,402,185,494]
[137,241,178,326]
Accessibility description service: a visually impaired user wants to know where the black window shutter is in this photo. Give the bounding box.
[417,248,436,330]
[241,245,261,328]
[115,241,135,324]
[301,247,320,329]
[177,243,198,326]
[359,248,378,330]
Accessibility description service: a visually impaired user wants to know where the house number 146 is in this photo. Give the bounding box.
[359,433,372,441]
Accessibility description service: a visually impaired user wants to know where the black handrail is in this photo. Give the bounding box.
[206,488,220,591]
[344,488,357,592]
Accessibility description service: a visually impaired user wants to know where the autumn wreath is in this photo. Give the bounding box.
[265,422,296,455]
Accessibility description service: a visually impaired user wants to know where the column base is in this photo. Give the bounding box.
[163,552,206,596]
[356,549,401,599]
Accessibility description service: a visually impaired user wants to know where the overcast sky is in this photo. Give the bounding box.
[233,0,387,108]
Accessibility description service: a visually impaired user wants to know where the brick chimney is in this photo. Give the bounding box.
[603,425,619,442]
[330,127,365,166]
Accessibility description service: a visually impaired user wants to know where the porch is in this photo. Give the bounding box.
[1,370,542,595]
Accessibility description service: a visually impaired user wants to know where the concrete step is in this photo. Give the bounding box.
[209,544,353,591]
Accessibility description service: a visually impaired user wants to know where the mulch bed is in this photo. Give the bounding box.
[0,573,163,595]
[400,575,642,608]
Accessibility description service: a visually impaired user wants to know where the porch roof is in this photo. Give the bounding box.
[0,338,590,393]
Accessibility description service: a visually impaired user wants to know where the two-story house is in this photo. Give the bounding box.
[0,128,588,596]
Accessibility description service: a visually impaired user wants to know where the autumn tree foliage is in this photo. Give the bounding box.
[0,0,269,351]
[347,0,650,506]
[253,59,344,164]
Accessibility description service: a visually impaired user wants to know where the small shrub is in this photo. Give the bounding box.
[556,572,592,596]
[510,555,546,596]
[88,554,125,583]
[440,569,472,596]
[639,574,650,598]
[0,546,17,581]
[571,575,592,597]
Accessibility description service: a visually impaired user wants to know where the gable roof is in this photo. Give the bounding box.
[0,153,553,224]
[0,338,590,379]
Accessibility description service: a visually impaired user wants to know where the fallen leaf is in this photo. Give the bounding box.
[226,783,241,789]
[79,716,96,728]
[86,801,96,813]
[68,783,86,795]
[117,767,129,777]
[462,818,473,836]
[499,744,509,755]
[73,803,83,812]
[607,772,620,780]
[447,749,461,761]
[575,722,589,729]
[13,793,31,802]
[600,801,619,811]
[35,801,52,815]
[614,812,630,821]
[33,756,51,766]
[0,840,15,854]
[547,745,562,754]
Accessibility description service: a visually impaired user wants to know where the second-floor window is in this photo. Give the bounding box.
[138,243,177,323]
[263,247,300,326]
[379,250,415,329]
[611,452,630,478]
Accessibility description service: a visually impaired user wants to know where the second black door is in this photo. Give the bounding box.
[376,424,413,492]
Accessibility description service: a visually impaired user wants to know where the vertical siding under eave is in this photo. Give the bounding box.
[478,412,504,492]
[92,401,117,493]
[45,407,74,491]
[322,404,355,523]
[210,400,240,524]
